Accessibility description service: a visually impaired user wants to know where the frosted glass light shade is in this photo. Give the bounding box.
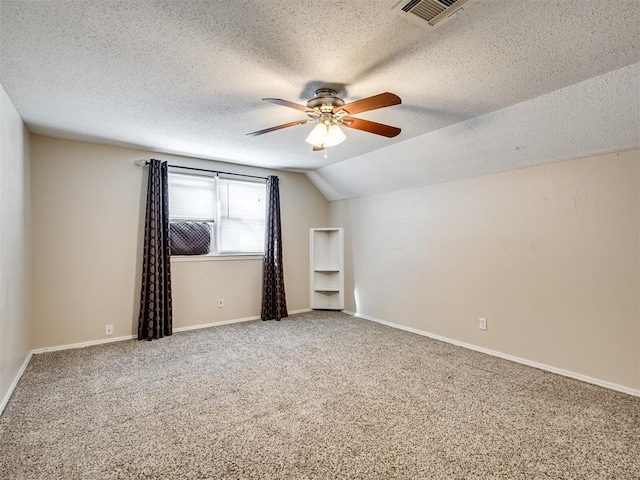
[305,123,328,146]
[305,122,346,148]
[324,124,346,147]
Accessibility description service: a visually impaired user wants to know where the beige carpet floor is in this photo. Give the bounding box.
[1,311,639,479]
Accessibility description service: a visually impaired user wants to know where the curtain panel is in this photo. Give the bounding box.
[138,159,173,340]
[261,175,288,321]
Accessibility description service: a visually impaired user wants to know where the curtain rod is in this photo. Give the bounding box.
[135,159,267,180]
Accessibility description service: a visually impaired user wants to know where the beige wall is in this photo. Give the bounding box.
[0,85,31,409]
[30,136,329,349]
[330,149,640,391]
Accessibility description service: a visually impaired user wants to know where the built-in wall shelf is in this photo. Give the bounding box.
[310,228,344,311]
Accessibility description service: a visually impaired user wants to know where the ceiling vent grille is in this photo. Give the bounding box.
[393,0,471,29]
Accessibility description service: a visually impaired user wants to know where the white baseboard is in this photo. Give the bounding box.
[175,308,311,334]
[350,311,640,398]
[0,351,33,416]
[176,307,311,332]
[174,315,260,333]
[31,334,137,354]
[32,308,312,352]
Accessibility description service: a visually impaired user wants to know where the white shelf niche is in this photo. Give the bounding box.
[310,228,344,310]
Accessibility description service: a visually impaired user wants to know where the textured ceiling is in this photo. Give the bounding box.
[1,0,639,173]
[310,63,640,200]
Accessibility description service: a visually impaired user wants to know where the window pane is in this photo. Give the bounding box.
[229,181,265,219]
[168,174,216,221]
[219,179,266,254]
[220,218,265,254]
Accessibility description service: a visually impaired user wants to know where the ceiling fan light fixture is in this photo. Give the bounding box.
[305,122,346,149]
[305,122,328,146]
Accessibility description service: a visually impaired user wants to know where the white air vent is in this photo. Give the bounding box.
[393,0,471,29]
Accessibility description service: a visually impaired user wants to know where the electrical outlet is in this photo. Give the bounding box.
[218,297,224,308]
[478,317,487,331]
[105,324,113,336]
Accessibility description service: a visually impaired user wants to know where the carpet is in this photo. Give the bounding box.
[1,311,639,479]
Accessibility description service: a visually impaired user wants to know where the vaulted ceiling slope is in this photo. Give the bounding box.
[311,62,640,200]
[0,1,639,197]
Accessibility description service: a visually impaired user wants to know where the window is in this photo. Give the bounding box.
[168,172,266,256]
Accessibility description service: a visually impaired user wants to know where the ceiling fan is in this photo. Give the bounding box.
[247,88,402,152]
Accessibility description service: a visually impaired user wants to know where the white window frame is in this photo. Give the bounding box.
[168,171,267,258]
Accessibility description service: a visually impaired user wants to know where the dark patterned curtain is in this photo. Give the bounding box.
[261,175,288,321]
[138,159,173,340]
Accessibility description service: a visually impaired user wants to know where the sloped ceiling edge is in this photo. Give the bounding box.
[307,62,640,201]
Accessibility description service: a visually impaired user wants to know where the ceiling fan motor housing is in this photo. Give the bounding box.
[306,88,345,112]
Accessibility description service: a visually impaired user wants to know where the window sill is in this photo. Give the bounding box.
[170,254,264,263]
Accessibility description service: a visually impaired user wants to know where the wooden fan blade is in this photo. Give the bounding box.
[334,92,401,115]
[247,119,313,136]
[263,98,314,113]
[312,145,325,151]
[340,117,401,138]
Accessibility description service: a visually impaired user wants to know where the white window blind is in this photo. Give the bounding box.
[219,180,266,254]
[168,172,266,256]
[169,174,216,221]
